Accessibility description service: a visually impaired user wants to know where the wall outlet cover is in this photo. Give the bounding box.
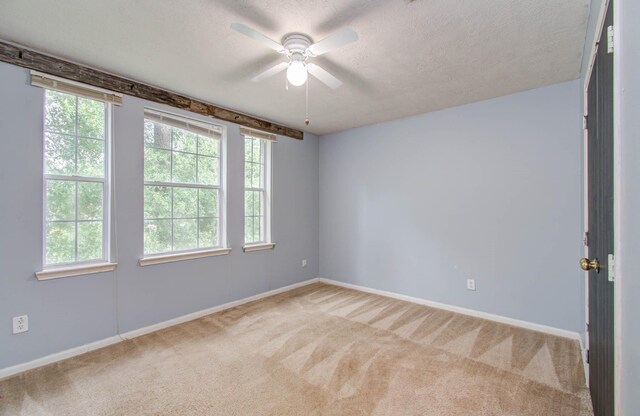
[302,259,307,268]
[13,315,28,334]
[466,279,476,291]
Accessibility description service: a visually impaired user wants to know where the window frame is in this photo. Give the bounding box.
[41,89,113,270]
[242,132,273,250]
[141,109,227,259]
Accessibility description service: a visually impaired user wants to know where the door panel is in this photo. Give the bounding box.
[586,1,614,415]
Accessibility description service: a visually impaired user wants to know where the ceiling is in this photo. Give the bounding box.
[0,0,590,136]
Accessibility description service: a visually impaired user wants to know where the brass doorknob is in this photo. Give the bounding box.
[580,258,600,272]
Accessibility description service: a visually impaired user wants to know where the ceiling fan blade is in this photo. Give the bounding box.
[306,28,358,56]
[251,62,289,82]
[231,23,286,53]
[307,63,343,89]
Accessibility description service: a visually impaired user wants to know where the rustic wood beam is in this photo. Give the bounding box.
[0,40,304,140]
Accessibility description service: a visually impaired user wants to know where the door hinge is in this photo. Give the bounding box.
[607,25,614,54]
[586,349,590,364]
[583,231,589,247]
[583,115,588,130]
[608,254,615,281]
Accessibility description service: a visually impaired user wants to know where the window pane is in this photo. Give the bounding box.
[199,218,218,247]
[144,121,155,146]
[198,136,219,157]
[46,180,75,221]
[254,191,263,217]
[172,129,197,153]
[244,138,253,162]
[145,122,171,149]
[173,219,197,250]
[45,133,75,175]
[244,191,254,217]
[252,139,263,164]
[46,222,75,264]
[245,162,253,187]
[244,216,254,244]
[254,216,263,243]
[77,221,103,261]
[77,97,105,139]
[173,187,197,218]
[173,152,197,183]
[77,138,104,177]
[198,155,219,185]
[144,147,171,182]
[144,185,171,219]
[144,219,171,254]
[251,162,263,189]
[45,91,76,135]
[77,182,103,220]
[199,188,218,218]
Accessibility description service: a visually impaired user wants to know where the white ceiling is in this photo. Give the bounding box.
[0,0,590,136]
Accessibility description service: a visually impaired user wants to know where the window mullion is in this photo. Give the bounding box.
[170,129,174,252]
[196,188,200,248]
[74,96,79,262]
[74,178,79,262]
[45,174,105,183]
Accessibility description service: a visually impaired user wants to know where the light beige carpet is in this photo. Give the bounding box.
[0,282,593,415]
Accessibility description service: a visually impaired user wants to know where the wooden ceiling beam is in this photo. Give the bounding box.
[0,40,304,140]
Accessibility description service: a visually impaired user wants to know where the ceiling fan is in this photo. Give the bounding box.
[231,23,358,89]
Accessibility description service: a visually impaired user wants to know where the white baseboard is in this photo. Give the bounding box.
[0,336,123,381]
[0,278,320,381]
[1,277,583,381]
[318,278,582,341]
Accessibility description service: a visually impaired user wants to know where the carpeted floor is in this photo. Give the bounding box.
[0,282,593,415]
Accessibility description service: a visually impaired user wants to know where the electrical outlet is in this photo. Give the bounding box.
[302,259,307,268]
[13,315,28,334]
[466,279,476,291]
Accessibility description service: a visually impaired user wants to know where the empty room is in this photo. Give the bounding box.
[0,0,638,415]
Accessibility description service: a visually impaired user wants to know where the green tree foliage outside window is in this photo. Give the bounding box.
[44,90,106,266]
[143,118,221,255]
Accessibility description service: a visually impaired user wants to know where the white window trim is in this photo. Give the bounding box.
[39,86,114,273]
[140,109,228,261]
[242,132,274,249]
[139,247,231,266]
[35,262,117,281]
[242,242,275,253]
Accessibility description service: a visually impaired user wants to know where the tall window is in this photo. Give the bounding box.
[243,129,273,246]
[43,89,111,267]
[143,110,225,255]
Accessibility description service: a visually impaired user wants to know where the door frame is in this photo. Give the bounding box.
[581,0,622,413]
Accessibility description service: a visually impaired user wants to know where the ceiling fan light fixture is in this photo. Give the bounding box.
[286,60,307,86]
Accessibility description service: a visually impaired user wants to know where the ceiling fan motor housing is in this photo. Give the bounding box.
[282,33,313,56]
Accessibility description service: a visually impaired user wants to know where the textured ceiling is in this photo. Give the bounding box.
[0,0,589,135]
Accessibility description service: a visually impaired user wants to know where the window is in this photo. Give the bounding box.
[243,128,274,248]
[143,110,225,256]
[43,89,111,267]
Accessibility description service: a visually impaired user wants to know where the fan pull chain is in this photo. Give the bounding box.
[305,78,310,126]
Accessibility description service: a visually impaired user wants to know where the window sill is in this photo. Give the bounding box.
[243,243,276,253]
[35,262,118,281]
[139,248,231,266]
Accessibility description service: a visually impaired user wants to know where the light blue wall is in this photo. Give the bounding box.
[0,61,320,369]
[618,0,640,413]
[319,81,584,334]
